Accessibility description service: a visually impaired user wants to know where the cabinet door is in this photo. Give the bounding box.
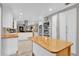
[59,12,66,41]
[52,14,57,39]
[66,8,77,55]
[2,38,17,56]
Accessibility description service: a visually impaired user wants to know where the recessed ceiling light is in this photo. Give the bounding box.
[49,8,53,11]
[19,12,23,15]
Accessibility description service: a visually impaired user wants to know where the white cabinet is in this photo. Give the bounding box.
[59,8,77,55]
[1,38,18,56]
[66,8,77,54]
[52,14,57,39]
[33,43,56,56]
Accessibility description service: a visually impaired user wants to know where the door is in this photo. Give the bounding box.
[52,14,57,39]
[59,12,66,41]
[59,8,77,55]
[66,8,77,55]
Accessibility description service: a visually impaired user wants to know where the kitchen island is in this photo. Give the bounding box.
[1,33,18,38]
[1,33,18,56]
[32,36,73,56]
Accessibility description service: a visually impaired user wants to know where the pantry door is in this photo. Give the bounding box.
[59,8,77,55]
[59,12,66,41]
[66,8,77,55]
[52,14,57,39]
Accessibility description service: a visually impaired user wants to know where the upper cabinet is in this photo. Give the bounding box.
[2,5,13,28]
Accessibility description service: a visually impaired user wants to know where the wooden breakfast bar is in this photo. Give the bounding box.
[0,33,18,38]
[32,36,73,56]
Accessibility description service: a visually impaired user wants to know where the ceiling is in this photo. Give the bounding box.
[3,3,75,22]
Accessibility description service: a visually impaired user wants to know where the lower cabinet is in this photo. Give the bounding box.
[33,43,56,56]
[1,38,18,56]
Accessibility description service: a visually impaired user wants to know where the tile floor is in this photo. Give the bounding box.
[17,39,32,56]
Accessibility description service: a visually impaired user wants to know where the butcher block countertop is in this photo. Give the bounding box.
[32,36,73,53]
[0,33,18,39]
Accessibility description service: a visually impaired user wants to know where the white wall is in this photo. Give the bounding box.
[2,4,13,28]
